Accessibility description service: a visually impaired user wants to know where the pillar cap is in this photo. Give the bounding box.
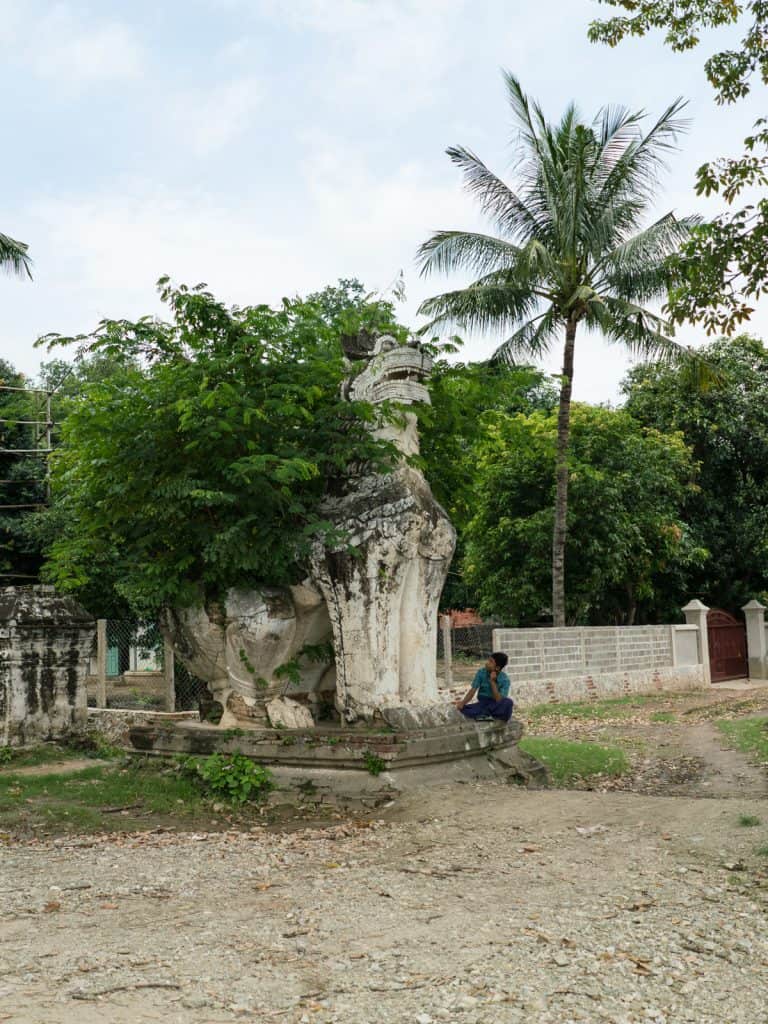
[681,599,709,612]
[742,599,766,611]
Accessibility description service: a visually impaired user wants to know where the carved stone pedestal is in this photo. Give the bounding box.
[126,713,547,803]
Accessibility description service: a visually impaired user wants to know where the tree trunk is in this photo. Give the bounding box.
[626,583,637,626]
[552,319,577,627]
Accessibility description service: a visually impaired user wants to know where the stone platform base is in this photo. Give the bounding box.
[126,715,547,804]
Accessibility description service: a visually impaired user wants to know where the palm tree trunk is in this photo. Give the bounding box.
[552,318,577,627]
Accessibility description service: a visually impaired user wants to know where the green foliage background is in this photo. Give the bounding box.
[624,334,768,610]
[462,404,702,624]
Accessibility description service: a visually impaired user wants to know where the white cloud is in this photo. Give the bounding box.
[165,75,263,155]
[257,0,469,113]
[0,2,143,84]
[4,151,474,376]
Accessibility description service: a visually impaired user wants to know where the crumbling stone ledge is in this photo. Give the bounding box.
[123,714,546,803]
[87,708,198,746]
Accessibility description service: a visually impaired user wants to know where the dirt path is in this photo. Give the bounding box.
[1,688,766,1023]
[518,685,768,799]
[1,786,767,1024]
[679,721,768,798]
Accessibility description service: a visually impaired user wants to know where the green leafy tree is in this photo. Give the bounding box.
[34,279,400,617]
[417,73,696,625]
[0,361,46,583]
[418,360,557,608]
[464,404,702,625]
[590,1,768,335]
[624,334,768,609]
[0,232,32,278]
[0,353,145,590]
[304,276,408,345]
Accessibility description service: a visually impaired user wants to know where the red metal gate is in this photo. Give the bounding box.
[707,609,748,683]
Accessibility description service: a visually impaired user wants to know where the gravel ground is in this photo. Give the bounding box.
[2,784,767,1024]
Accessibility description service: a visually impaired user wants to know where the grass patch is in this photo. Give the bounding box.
[649,711,676,724]
[0,743,90,770]
[0,758,227,835]
[757,845,768,858]
[526,694,681,723]
[716,717,768,761]
[519,736,629,785]
[738,814,761,827]
[0,733,125,771]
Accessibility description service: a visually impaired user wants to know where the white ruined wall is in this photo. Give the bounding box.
[0,586,95,746]
[492,624,705,705]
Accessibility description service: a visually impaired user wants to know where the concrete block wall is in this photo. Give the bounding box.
[492,624,705,705]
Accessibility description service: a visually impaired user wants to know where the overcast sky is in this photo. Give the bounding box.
[1,0,763,402]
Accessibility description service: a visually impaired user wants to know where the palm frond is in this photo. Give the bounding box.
[417,280,541,337]
[416,230,523,278]
[586,295,678,360]
[0,232,32,279]
[594,98,689,209]
[490,309,560,366]
[595,213,700,301]
[503,70,547,154]
[591,295,717,386]
[446,146,543,240]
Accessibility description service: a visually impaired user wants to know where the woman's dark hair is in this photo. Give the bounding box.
[491,651,508,670]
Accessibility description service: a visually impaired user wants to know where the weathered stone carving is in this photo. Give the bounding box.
[167,334,455,727]
[311,336,456,721]
[0,585,94,746]
[163,583,335,727]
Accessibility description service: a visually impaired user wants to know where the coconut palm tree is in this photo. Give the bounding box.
[0,232,32,278]
[417,73,697,626]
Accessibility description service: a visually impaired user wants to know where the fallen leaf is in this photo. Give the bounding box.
[43,901,61,913]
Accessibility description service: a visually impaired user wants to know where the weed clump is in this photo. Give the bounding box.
[738,814,761,828]
[181,752,273,805]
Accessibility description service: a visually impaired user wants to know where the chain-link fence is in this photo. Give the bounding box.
[88,620,206,712]
[173,660,208,712]
[437,623,496,661]
[437,619,498,691]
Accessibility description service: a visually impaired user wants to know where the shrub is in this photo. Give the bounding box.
[182,752,273,805]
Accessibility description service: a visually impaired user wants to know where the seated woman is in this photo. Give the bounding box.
[454,652,514,722]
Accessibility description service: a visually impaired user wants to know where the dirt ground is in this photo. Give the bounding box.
[1,686,767,1024]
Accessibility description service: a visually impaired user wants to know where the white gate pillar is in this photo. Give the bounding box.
[742,599,767,681]
[682,599,711,686]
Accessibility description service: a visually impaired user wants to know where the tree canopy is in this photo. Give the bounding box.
[463,404,702,625]
[418,359,557,609]
[0,361,46,583]
[34,279,402,618]
[590,1,768,335]
[623,333,768,609]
